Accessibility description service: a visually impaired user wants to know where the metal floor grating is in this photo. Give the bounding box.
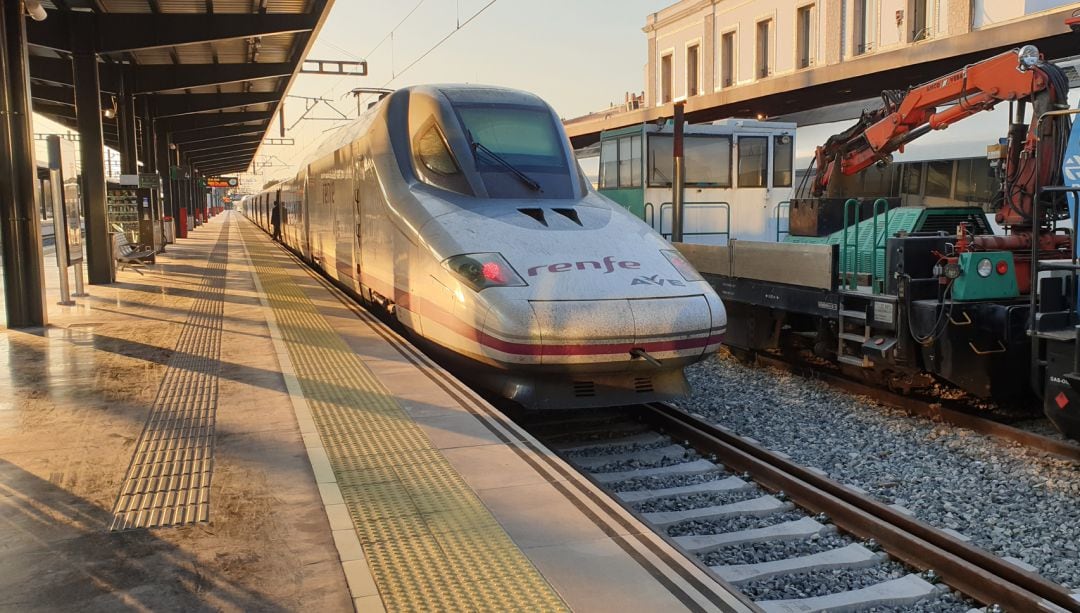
[109,220,231,531]
[240,221,568,612]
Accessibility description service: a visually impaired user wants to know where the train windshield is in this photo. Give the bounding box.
[454,104,576,198]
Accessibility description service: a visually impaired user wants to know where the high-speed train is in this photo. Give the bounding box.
[244,84,726,409]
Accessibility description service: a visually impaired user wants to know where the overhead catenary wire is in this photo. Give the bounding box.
[272,0,503,173]
[379,0,501,89]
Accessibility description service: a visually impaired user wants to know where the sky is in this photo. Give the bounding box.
[31,0,673,181]
[261,0,672,178]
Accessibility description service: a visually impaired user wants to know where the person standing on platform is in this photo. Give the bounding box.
[271,202,282,241]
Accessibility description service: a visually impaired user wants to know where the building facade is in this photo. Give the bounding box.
[644,0,1080,108]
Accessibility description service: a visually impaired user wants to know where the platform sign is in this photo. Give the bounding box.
[206,177,238,188]
[46,136,83,266]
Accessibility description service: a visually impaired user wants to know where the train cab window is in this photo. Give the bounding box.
[414,123,471,195]
[600,140,618,188]
[737,136,768,188]
[648,136,673,186]
[455,105,575,198]
[416,125,460,176]
[685,136,731,187]
[772,135,793,188]
[648,135,731,187]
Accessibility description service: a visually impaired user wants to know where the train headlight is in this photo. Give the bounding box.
[662,250,703,282]
[976,258,993,278]
[443,253,527,292]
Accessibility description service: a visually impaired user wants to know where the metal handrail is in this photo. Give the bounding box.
[644,202,655,227]
[658,201,730,243]
[871,198,890,294]
[1029,107,1080,393]
[775,200,791,242]
[840,198,860,290]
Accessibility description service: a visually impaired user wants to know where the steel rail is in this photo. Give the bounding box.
[644,403,1079,612]
[751,352,1080,463]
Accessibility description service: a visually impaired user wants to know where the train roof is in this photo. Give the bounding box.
[600,118,795,139]
[304,83,555,170]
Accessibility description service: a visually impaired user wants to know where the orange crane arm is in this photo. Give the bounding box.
[812,47,1048,198]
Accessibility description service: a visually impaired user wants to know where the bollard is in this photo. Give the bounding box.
[178,208,188,238]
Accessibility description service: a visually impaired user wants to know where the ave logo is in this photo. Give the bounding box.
[632,275,685,287]
[1063,154,1080,182]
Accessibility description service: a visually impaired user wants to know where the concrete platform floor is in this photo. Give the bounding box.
[0,212,749,612]
[0,217,351,611]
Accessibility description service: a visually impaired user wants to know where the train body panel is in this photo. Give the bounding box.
[244,84,726,409]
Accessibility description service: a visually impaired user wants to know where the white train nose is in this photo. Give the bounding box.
[481,296,719,366]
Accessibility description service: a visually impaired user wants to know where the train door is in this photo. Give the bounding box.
[333,148,355,287]
[734,134,769,241]
[275,188,285,243]
[351,143,364,293]
[769,133,795,242]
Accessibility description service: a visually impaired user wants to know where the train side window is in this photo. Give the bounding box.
[413,123,471,195]
[772,135,793,188]
[618,137,633,188]
[629,135,642,187]
[902,162,923,195]
[925,160,952,198]
[685,136,731,187]
[737,136,768,188]
[416,125,459,176]
[955,158,994,202]
[600,140,618,188]
[648,136,674,186]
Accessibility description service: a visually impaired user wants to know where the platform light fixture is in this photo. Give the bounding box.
[25,0,46,21]
[103,96,118,120]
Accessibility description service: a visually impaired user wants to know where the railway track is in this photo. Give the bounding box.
[747,351,1080,464]
[523,404,1080,612]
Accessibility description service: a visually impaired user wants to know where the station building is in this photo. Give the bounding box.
[566,0,1080,147]
[643,1,1080,109]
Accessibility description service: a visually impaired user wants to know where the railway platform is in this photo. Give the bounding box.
[0,211,751,612]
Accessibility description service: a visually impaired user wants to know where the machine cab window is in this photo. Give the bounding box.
[596,119,796,244]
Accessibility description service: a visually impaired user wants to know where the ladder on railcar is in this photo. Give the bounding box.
[836,199,891,368]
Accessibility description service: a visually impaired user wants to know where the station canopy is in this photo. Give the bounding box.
[27,0,334,177]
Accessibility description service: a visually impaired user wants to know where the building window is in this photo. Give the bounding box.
[721,31,735,87]
[796,4,813,68]
[738,136,768,187]
[912,0,929,41]
[661,53,673,104]
[853,0,870,55]
[687,44,700,97]
[773,135,793,188]
[756,20,771,79]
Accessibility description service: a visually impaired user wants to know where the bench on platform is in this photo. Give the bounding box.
[113,232,155,273]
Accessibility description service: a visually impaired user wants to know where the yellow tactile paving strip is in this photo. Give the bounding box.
[241,222,567,613]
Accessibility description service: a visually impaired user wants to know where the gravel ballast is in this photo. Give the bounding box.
[677,352,1080,587]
